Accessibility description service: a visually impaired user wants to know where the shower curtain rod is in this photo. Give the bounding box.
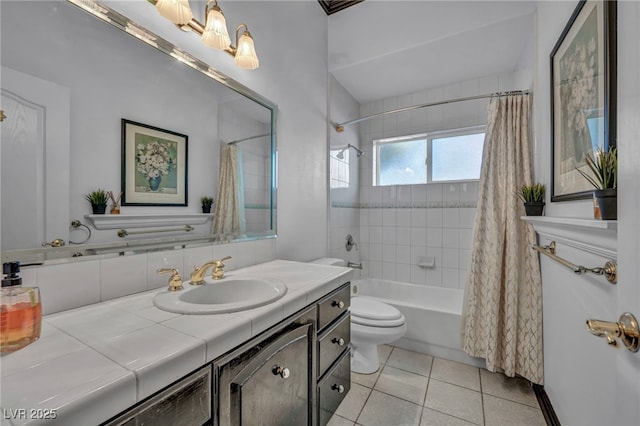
[334,90,532,132]
[226,133,272,145]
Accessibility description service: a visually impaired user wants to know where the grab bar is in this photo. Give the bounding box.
[532,241,617,284]
[117,225,194,238]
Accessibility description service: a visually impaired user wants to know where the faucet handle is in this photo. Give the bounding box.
[212,256,232,280]
[216,256,232,265]
[157,268,183,291]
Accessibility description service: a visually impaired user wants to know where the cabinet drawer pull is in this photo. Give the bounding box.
[331,337,345,346]
[331,384,345,394]
[332,300,345,309]
[272,365,290,379]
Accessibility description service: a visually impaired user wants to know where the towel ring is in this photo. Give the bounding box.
[69,220,92,245]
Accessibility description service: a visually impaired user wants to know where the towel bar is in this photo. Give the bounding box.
[533,241,617,284]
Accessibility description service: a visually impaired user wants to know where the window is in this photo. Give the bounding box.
[330,148,350,188]
[373,126,485,186]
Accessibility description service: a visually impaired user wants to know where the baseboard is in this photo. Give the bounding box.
[533,384,561,426]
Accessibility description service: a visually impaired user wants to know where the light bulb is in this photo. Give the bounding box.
[202,7,231,50]
[234,30,259,70]
[155,0,193,25]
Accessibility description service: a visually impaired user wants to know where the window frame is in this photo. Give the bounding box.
[372,125,486,186]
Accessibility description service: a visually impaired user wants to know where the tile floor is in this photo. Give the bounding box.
[328,345,547,426]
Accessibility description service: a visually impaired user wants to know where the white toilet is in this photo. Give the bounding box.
[310,258,407,374]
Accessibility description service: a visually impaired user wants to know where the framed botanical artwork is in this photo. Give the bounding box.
[121,119,188,206]
[550,0,616,201]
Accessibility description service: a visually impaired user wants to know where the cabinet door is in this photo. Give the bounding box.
[218,323,313,426]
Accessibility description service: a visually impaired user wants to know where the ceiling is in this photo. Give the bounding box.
[328,1,536,104]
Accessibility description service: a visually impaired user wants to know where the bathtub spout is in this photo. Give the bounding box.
[347,261,363,270]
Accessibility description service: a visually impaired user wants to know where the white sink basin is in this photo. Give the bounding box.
[153,277,287,314]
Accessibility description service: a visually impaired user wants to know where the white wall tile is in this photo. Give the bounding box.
[36,260,101,315]
[442,268,459,289]
[442,248,459,268]
[426,184,443,202]
[396,209,411,226]
[381,262,396,281]
[442,229,460,249]
[396,245,412,264]
[410,209,427,227]
[425,228,443,248]
[100,254,147,301]
[426,208,444,228]
[382,244,396,263]
[383,209,397,227]
[411,228,427,247]
[396,227,411,245]
[442,208,460,228]
[382,227,396,245]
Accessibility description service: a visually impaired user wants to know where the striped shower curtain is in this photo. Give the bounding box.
[461,93,543,384]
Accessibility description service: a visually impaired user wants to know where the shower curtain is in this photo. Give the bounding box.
[461,93,543,384]
[212,144,246,238]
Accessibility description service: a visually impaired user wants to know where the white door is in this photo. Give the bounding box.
[1,66,70,252]
[611,2,640,423]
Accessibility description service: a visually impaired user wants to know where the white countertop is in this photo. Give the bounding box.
[0,260,353,426]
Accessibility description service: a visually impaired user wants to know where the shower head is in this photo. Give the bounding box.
[336,144,363,159]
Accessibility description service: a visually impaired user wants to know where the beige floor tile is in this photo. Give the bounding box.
[374,365,429,405]
[386,347,433,377]
[357,390,422,426]
[352,369,381,388]
[430,358,481,392]
[479,369,538,408]
[328,414,356,426]
[420,407,479,426]
[379,344,393,364]
[483,394,546,426]
[335,383,372,422]
[424,380,483,425]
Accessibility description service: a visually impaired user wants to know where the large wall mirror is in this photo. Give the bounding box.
[1,0,277,264]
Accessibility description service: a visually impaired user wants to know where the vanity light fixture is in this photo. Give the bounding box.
[150,0,259,70]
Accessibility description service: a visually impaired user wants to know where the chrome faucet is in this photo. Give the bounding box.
[190,256,232,285]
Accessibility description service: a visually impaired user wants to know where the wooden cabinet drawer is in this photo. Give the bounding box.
[318,284,350,331]
[318,312,350,377]
[318,349,350,426]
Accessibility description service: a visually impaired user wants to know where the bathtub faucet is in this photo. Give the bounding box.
[347,261,363,270]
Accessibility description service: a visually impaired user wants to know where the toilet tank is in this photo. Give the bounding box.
[309,258,345,267]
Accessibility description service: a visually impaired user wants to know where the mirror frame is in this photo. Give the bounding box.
[1,0,277,264]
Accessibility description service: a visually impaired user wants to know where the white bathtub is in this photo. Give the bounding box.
[351,278,484,367]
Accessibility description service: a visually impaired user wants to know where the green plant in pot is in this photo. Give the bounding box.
[201,196,214,214]
[576,147,617,220]
[518,183,546,216]
[85,189,109,214]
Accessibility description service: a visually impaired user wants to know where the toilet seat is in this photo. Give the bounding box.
[350,297,405,328]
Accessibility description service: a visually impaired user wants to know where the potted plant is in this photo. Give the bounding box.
[85,189,109,214]
[576,147,617,220]
[518,183,546,216]
[201,196,214,214]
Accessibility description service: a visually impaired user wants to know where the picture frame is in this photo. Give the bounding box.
[550,0,616,201]
[121,119,188,206]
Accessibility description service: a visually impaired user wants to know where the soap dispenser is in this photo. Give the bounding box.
[1,262,42,352]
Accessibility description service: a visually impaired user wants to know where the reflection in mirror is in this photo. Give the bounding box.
[0,0,276,264]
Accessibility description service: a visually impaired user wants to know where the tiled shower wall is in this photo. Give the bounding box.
[353,72,526,288]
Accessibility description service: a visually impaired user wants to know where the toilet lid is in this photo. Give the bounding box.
[350,297,405,327]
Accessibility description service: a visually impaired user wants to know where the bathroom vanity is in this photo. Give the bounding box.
[0,261,352,426]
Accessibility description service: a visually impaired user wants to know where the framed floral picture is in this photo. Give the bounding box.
[550,0,616,201]
[121,119,188,206]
